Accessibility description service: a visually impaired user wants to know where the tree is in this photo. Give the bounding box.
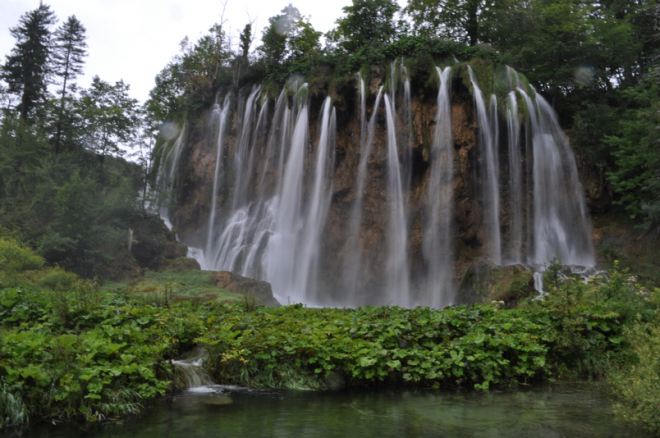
[333,0,400,53]
[288,19,322,61]
[76,76,140,182]
[258,5,321,66]
[259,17,288,66]
[0,85,17,120]
[174,23,232,109]
[233,22,255,86]
[606,79,660,231]
[1,3,56,122]
[239,23,253,60]
[145,63,183,125]
[405,0,506,46]
[52,15,87,153]
[129,117,157,215]
[38,172,103,276]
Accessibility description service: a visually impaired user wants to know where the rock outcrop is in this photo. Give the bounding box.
[213,271,280,307]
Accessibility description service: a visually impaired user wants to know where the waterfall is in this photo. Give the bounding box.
[468,67,502,265]
[232,86,262,210]
[531,94,595,267]
[422,66,454,308]
[506,91,523,263]
[155,122,186,227]
[262,94,337,305]
[159,63,596,308]
[205,95,230,268]
[172,350,212,389]
[358,73,367,147]
[383,94,410,306]
[301,98,336,304]
[512,87,595,267]
[400,61,414,199]
[265,102,308,302]
[344,86,384,303]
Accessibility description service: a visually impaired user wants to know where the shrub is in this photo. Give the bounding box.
[609,316,660,433]
[0,238,44,273]
[35,266,79,291]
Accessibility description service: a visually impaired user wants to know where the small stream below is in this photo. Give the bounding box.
[3,382,651,437]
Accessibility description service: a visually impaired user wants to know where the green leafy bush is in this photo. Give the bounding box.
[198,304,554,390]
[0,238,44,273]
[610,318,660,433]
[0,285,213,428]
[35,266,79,291]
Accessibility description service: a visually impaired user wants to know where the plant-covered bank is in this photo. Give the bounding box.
[1,249,658,432]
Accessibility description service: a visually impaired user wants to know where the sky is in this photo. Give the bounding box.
[0,0,356,103]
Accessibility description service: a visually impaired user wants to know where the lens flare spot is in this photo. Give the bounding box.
[574,66,595,86]
[160,122,180,140]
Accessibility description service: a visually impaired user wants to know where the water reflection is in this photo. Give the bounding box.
[5,383,651,438]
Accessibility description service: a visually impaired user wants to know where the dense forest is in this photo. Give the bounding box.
[1,0,659,434]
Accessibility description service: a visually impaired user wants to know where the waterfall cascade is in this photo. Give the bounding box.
[422,67,454,308]
[155,63,595,308]
[172,350,212,389]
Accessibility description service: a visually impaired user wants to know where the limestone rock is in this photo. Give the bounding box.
[213,271,280,307]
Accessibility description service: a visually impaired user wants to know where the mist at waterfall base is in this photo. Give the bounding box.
[156,64,595,308]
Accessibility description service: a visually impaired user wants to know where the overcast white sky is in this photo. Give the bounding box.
[1,0,360,103]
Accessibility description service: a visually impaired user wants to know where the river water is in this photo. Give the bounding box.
[2,382,651,438]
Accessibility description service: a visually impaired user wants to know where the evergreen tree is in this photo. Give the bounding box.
[52,15,87,153]
[1,3,56,122]
[0,85,17,120]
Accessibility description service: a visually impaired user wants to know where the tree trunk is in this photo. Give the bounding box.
[467,0,479,46]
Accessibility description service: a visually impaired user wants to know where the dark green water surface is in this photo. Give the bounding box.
[3,382,652,437]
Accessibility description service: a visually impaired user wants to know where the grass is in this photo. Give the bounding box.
[103,268,240,303]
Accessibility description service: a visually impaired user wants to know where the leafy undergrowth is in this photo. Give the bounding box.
[609,322,660,434]
[200,304,555,391]
[0,254,658,432]
[0,285,214,428]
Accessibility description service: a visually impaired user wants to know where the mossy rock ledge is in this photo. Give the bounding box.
[458,260,535,308]
[213,271,280,307]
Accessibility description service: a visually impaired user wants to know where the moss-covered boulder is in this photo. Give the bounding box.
[458,261,535,308]
[130,215,188,270]
[164,257,202,272]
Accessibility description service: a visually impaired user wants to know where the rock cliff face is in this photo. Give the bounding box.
[155,61,595,307]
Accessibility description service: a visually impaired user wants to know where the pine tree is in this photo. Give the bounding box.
[1,3,57,122]
[52,15,87,153]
